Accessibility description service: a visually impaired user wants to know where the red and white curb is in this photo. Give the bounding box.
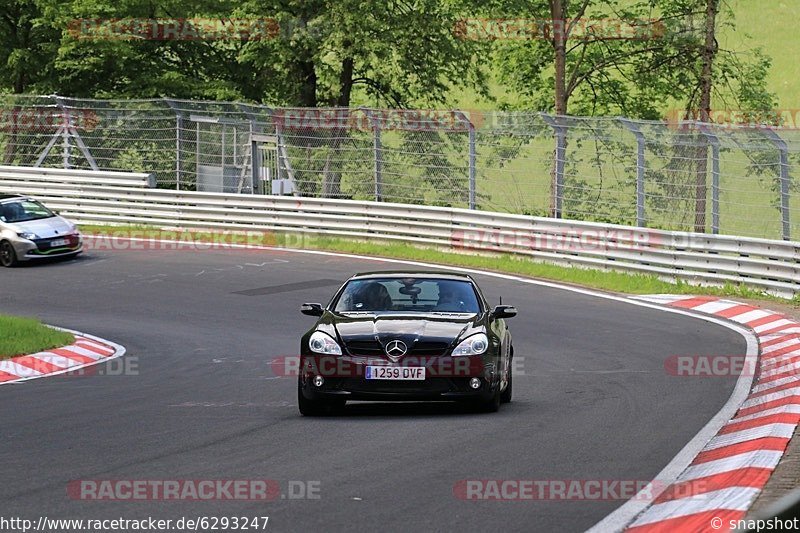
[617,295,800,532]
[0,328,125,385]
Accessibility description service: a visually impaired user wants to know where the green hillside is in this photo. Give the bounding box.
[443,1,799,114]
[722,0,799,109]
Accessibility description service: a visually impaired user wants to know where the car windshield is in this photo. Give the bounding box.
[0,199,55,223]
[333,278,481,314]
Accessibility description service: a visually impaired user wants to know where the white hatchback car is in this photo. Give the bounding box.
[0,194,83,267]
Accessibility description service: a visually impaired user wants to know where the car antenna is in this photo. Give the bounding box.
[500,296,503,305]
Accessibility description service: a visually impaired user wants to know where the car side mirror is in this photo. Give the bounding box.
[300,303,324,316]
[492,305,517,319]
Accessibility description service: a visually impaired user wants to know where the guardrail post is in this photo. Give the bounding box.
[618,118,647,227]
[762,128,792,240]
[540,114,566,218]
[698,124,721,234]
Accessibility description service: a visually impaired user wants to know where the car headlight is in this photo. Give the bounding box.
[17,232,38,241]
[308,331,342,355]
[452,333,489,356]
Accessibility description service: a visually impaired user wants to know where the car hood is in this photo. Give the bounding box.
[329,313,483,346]
[7,216,75,239]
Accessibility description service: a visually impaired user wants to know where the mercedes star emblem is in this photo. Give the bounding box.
[385,340,408,359]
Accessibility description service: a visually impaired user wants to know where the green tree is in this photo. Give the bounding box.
[38,0,260,100]
[487,0,774,118]
[0,0,60,94]
[237,0,488,108]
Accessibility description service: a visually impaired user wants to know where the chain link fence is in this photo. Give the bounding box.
[0,94,797,241]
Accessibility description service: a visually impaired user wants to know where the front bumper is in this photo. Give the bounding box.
[13,234,83,261]
[298,354,498,402]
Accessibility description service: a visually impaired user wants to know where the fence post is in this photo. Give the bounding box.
[762,128,792,241]
[698,123,721,234]
[54,96,72,169]
[468,123,476,210]
[540,114,566,218]
[453,110,476,209]
[361,108,382,201]
[618,118,647,227]
[164,98,183,189]
[274,116,284,182]
[62,110,71,169]
[374,120,383,202]
[175,114,182,190]
[250,121,260,194]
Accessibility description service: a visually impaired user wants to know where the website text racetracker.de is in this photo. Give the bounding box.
[0,516,269,532]
[66,480,320,501]
[453,479,710,501]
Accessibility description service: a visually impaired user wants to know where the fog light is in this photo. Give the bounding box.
[313,375,325,387]
[469,377,481,389]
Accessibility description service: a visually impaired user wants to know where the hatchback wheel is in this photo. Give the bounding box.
[0,241,18,267]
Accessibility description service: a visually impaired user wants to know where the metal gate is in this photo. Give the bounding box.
[189,114,253,193]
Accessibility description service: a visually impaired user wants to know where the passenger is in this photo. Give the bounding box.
[435,282,464,311]
[358,282,393,311]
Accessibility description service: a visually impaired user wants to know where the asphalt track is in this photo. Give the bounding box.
[0,247,746,532]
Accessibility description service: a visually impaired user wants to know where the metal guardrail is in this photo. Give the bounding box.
[2,168,798,298]
[0,165,156,188]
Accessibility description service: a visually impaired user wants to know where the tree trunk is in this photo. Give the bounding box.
[335,47,354,107]
[551,0,568,115]
[694,0,718,232]
[297,61,317,107]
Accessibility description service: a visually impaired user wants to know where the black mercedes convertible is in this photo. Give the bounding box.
[298,271,516,415]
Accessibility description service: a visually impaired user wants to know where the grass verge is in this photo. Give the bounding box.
[78,223,799,307]
[0,315,75,360]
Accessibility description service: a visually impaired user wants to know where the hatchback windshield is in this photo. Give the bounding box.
[333,278,481,314]
[0,199,55,223]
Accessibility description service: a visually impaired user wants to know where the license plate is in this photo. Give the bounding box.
[365,366,426,380]
[50,239,69,247]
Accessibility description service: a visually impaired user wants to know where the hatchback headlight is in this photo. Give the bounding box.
[309,331,342,355]
[17,232,38,241]
[452,333,489,356]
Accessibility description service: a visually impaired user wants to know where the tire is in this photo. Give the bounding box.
[298,379,345,416]
[500,365,513,404]
[475,383,501,413]
[0,241,18,268]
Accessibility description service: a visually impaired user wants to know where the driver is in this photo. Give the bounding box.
[357,282,393,311]
[435,282,463,311]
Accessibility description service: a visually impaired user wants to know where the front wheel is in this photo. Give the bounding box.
[500,366,513,404]
[298,380,345,416]
[0,241,18,267]
[474,383,501,413]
